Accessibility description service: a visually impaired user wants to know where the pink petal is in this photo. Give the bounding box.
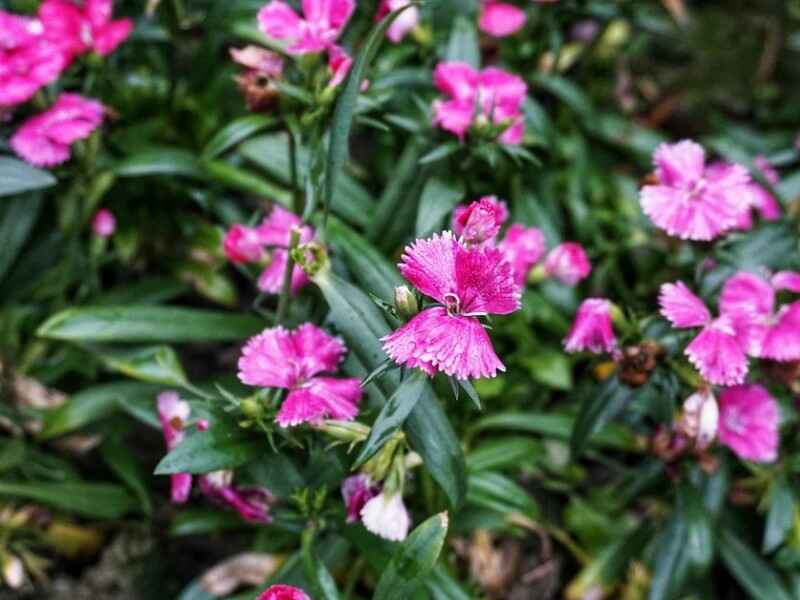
[170,473,193,504]
[237,326,300,389]
[223,224,265,264]
[658,281,711,328]
[718,385,779,463]
[91,208,116,237]
[257,205,312,247]
[10,127,69,167]
[258,585,311,600]
[290,323,347,376]
[276,376,362,426]
[216,486,273,522]
[93,19,133,55]
[382,307,505,379]
[686,317,749,386]
[432,98,475,140]
[748,184,782,221]
[398,232,458,305]
[478,67,527,114]
[258,1,304,42]
[85,0,112,28]
[341,474,379,522]
[653,140,705,189]
[384,0,418,43]
[302,0,355,33]
[479,2,527,37]
[452,196,508,244]
[498,117,524,145]
[454,242,520,315]
[772,271,800,293]
[719,271,774,319]
[498,224,545,286]
[327,44,352,87]
[760,302,800,362]
[433,61,479,101]
[564,298,617,354]
[257,249,310,295]
[543,243,591,285]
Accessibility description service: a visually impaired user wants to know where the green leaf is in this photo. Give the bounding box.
[444,16,479,67]
[203,114,277,158]
[39,381,162,440]
[97,345,188,386]
[467,471,539,518]
[0,481,136,519]
[374,512,449,600]
[534,74,595,122]
[570,377,631,459]
[648,511,687,600]
[456,378,481,410]
[203,159,291,203]
[0,194,43,283]
[719,528,793,600]
[101,437,153,515]
[681,483,713,573]
[466,437,541,472]
[154,418,262,474]
[94,277,188,306]
[0,157,56,197]
[115,147,204,178]
[324,3,416,224]
[418,143,462,166]
[38,306,264,343]
[415,176,465,237]
[354,371,427,468]
[764,474,796,553]
[0,437,26,472]
[522,349,572,390]
[170,509,247,536]
[716,222,798,271]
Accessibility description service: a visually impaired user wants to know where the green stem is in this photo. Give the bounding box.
[288,129,301,215]
[274,229,301,325]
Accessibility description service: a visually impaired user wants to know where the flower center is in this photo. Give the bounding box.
[443,293,461,316]
[687,178,707,200]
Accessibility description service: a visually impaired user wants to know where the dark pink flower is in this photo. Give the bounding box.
[224,224,266,264]
[432,61,527,144]
[564,298,617,354]
[720,271,800,362]
[39,0,133,59]
[479,2,526,38]
[659,281,750,385]
[718,385,779,463]
[157,392,193,504]
[376,0,419,43]
[91,208,116,237]
[257,0,355,54]
[11,93,104,167]
[452,196,509,244]
[199,471,274,523]
[238,323,362,426]
[0,11,68,107]
[256,205,315,295]
[497,224,545,285]
[382,232,521,379]
[543,242,591,285]
[640,140,751,240]
[341,474,379,523]
[258,585,311,600]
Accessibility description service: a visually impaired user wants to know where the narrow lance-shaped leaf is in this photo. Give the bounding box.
[0,157,56,197]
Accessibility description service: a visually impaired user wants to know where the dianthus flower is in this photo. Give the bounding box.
[230,45,284,110]
[678,390,718,451]
[11,93,105,167]
[198,471,274,523]
[258,585,311,600]
[39,0,133,59]
[157,392,194,503]
[258,0,354,54]
[452,195,508,245]
[718,384,779,463]
[376,0,419,43]
[479,1,526,38]
[659,281,750,385]
[360,491,411,542]
[543,242,591,285]
[382,232,521,379]
[238,323,362,426]
[432,61,527,144]
[640,140,751,240]
[341,474,379,523]
[498,224,546,286]
[564,298,617,354]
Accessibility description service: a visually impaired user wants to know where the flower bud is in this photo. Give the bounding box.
[679,390,719,450]
[315,419,370,443]
[91,208,116,238]
[240,397,263,419]
[292,241,328,279]
[394,285,418,319]
[2,554,24,589]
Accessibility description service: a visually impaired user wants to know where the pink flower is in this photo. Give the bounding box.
[91,208,116,237]
[564,298,617,354]
[327,44,352,87]
[772,271,800,293]
[199,471,274,523]
[10,93,105,167]
[720,271,800,362]
[432,61,527,145]
[0,11,68,107]
[257,0,355,54]
[543,242,591,285]
[39,0,133,58]
[230,45,284,77]
[341,474,379,523]
[238,323,362,427]
[157,392,193,504]
[718,385,779,463]
[382,232,521,379]
[377,0,419,43]
[497,224,545,286]
[452,196,509,244]
[256,205,315,295]
[360,491,411,541]
[258,585,311,600]
[736,156,782,229]
[224,224,266,264]
[479,2,526,38]
[659,281,750,385]
[640,140,751,240]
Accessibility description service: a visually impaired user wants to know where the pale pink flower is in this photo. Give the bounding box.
[199,470,274,523]
[497,224,545,285]
[720,271,800,361]
[479,2,526,38]
[91,208,116,237]
[376,0,419,43]
[256,205,315,295]
[452,196,509,244]
[360,491,411,541]
[257,0,355,54]
[543,242,591,285]
[659,281,750,385]
[718,385,779,463]
[678,390,718,450]
[564,298,617,354]
[0,11,68,107]
[432,61,527,144]
[640,140,751,240]
[238,323,362,426]
[341,474,379,523]
[258,585,311,600]
[382,232,521,379]
[39,0,133,59]
[157,392,193,504]
[230,45,284,77]
[223,224,266,264]
[11,93,105,167]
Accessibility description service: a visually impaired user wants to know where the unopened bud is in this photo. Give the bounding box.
[394,286,418,319]
[240,397,263,419]
[292,241,329,279]
[315,419,370,442]
[679,390,718,450]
